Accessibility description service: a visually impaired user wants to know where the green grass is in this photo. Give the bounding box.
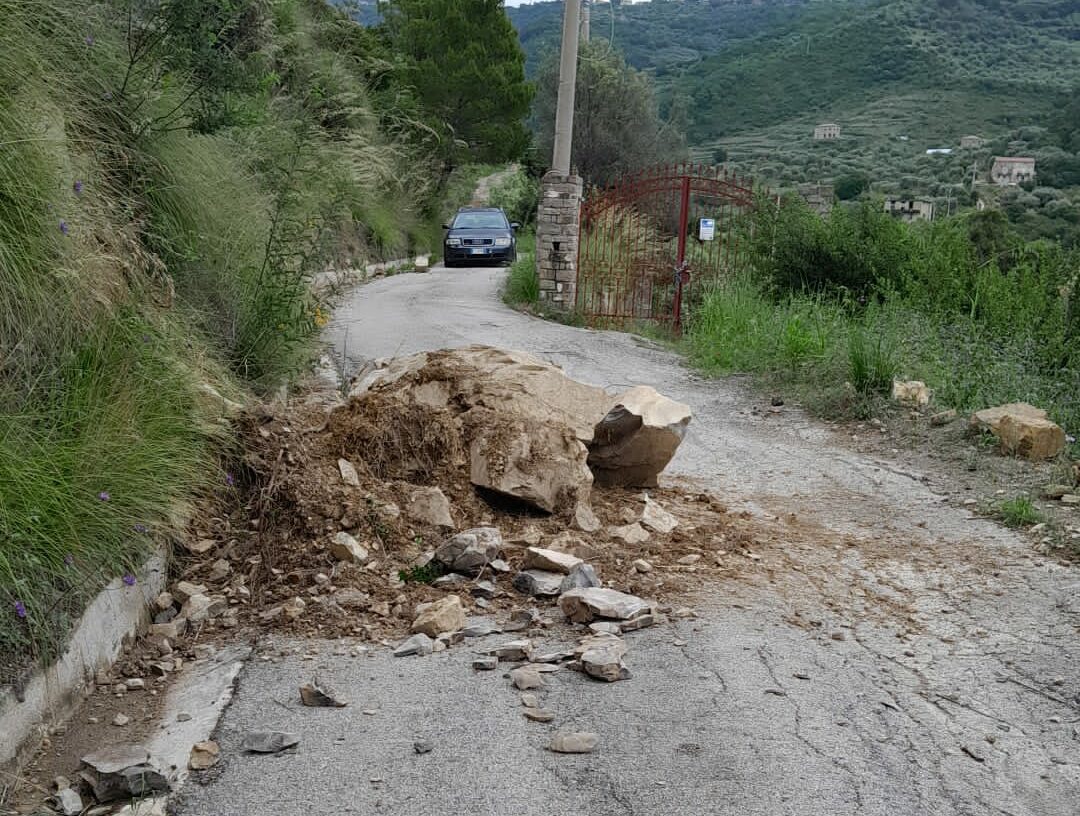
[502,231,538,306]
[997,496,1043,528]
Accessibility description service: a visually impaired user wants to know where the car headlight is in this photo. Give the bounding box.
[445,238,461,247]
[494,237,511,247]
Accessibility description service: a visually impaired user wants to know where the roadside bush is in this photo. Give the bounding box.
[489,166,541,227]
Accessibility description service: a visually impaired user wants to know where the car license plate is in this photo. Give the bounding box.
[469,247,487,255]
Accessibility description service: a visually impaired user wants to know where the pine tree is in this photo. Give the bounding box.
[381,0,533,166]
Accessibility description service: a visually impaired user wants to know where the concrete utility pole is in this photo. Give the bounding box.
[552,0,582,175]
[581,0,590,43]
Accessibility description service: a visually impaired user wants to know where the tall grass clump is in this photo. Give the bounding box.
[688,195,1080,433]
[503,231,538,306]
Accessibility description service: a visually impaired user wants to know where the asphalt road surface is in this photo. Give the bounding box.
[176,262,1079,816]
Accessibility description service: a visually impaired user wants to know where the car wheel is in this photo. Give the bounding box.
[443,257,456,268]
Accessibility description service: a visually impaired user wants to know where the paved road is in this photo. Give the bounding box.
[177,264,1080,816]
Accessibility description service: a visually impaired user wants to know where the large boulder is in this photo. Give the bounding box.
[435,527,502,574]
[971,403,1065,460]
[411,595,466,637]
[559,587,651,623]
[587,386,692,488]
[468,411,593,514]
[347,346,691,495]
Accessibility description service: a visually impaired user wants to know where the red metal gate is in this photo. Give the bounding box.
[576,162,757,328]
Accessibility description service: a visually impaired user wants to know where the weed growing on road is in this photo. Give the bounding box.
[997,496,1043,527]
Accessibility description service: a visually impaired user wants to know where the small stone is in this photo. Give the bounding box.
[676,553,701,566]
[433,573,467,588]
[548,731,599,754]
[524,708,556,723]
[641,498,678,534]
[632,559,653,573]
[411,595,466,637]
[337,458,361,487]
[282,596,306,620]
[930,409,958,426]
[330,531,369,564]
[510,526,543,546]
[437,630,465,646]
[241,731,300,753]
[510,666,546,690]
[487,639,533,661]
[471,580,497,599]
[188,741,220,770]
[523,546,582,574]
[520,693,540,708]
[149,620,185,640]
[51,787,83,816]
[609,523,649,544]
[112,714,129,727]
[830,631,847,642]
[489,558,511,573]
[576,633,630,682]
[413,740,433,755]
[113,683,127,696]
[177,712,192,722]
[460,618,501,638]
[512,569,563,597]
[560,563,601,592]
[154,592,174,612]
[573,504,602,533]
[432,639,446,652]
[185,538,216,555]
[394,633,434,657]
[208,558,231,581]
[559,587,651,623]
[435,527,502,574]
[404,486,454,528]
[473,656,498,671]
[172,581,206,603]
[299,681,347,707]
[475,597,491,609]
[589,621,621,635]
[124,678,145,691]
[334,588,371,609]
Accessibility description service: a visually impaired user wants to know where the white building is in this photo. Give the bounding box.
[990,156,1036,186]
[813,123,841,140]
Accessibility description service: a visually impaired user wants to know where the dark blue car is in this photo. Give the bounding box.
[443,207,519,267]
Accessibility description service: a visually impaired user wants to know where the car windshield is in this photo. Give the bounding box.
[452,212,506,229]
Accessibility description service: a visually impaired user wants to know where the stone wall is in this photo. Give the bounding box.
[536,172,582,308]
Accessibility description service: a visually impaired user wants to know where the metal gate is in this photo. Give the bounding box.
[576,162,757,328]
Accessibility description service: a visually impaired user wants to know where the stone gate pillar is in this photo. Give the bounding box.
[536,171,582,309]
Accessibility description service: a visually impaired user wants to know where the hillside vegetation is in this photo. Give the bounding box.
[0,0,528,679]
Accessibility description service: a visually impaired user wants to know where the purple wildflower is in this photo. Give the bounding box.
[73,180,84,196]
[102,91,113,101]
[122,573,136,587]
[14,600,27,619]
[134,523,148,534]
[225,473,235,487]
[98,490,110,502]
[64,553,75,566]
[59,220,69,236]
[85,35,94,46]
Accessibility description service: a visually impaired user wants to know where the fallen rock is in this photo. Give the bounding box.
[523,547,582,574]
[609,523,649,544]
[930,409,958,426]
[510,666,546,690]
[299,680,347,707]
[524,708,556,723]
[79,748,170,803]
[282,596,306,620]
[435,527,502,574]
[153,592,174,612]
[472,655,498,671]
[330,531,369,564]
[560,563,601,592]
[520,693,540,708]
[560,588,651,623]
[677,553,701,566]
[1043,484,1072,499]
[573,504,602,533]
[641,497,678,534]
[632,559,653,573]
[548,731,599,754]
[589,622,622,635]
[892,380,931,407]
[487,640,533,661]
[393,633,434,657]
[333,588,371,609]
[547,531,600,560]
[336,458,362,488]
[241,731,300,754]
[188,741,220,770]
[433,573,467,588]
[468,412,593,514]
[405,486,454,529]
[172,581,206,604]
[413,740,433,754]
[112,713,129,727]
[996,413,1066,461]
[460,617,501,638]
[577,634,631,682]
[50,788,83,816]
[411,595,466,637]
[588,386,692,487]
[471,579,497,599]
[512,570,564,597]
[619,614,657,633]
[971,402,1048,432]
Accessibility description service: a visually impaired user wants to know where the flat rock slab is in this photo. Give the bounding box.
[548,731,599,754]
[559,588,651,623]
[435,527,503,574]
[241,732,300,754]
[522,547,583,574]
[513,569,564,597]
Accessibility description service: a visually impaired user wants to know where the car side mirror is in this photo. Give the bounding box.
[442,223,451,230]
[510,222,521,230]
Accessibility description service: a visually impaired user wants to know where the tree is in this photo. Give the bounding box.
[380,0,532,166]
[533,41,684,185]
[834,172,869,201]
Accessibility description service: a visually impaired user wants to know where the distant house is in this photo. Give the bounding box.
[990,156,1036,186]
[798,183,834,216]
[926,148,953,156]
[960,135,986,149]
[813,123,840,140]
[884,198,935,223]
